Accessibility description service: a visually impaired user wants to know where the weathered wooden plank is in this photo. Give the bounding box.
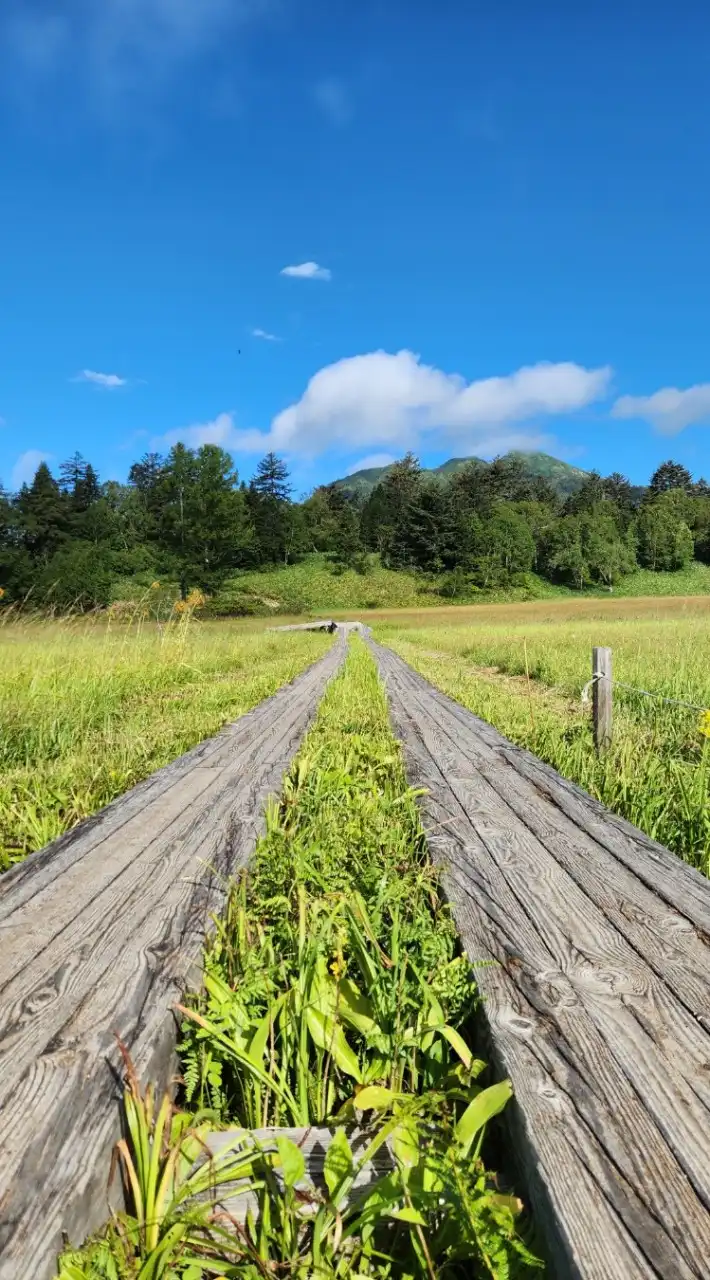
[402,662,710,936]
[370,639,710,1279]
[198,1126,395,1221]
[270,620,337,632]
[0,638,345,1280]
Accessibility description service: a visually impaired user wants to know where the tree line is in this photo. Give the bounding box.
[0,444,708,608]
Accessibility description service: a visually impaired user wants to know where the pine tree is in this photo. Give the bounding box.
[248,453,293,564]
[649,460,693,495]
[250,453,292,502]
[16,462,69,562]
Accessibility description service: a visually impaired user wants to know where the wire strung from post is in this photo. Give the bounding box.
[581,672,707,714]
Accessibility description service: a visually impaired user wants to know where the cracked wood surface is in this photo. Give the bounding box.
[370,638,710,1280]
[0,638,344,1280]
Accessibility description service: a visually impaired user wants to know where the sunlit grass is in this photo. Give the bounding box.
[0,612,330,869]
[376,610,710,874]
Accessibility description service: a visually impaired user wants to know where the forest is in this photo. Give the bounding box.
[1,444,709,608]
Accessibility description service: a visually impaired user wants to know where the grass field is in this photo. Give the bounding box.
[207,555,710,618]
[376,600,710,873]
[0,612,330,871]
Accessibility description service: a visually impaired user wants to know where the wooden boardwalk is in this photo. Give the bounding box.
[0,638,344,1280]
[370,638,710,1279]
[3,626,710,1278]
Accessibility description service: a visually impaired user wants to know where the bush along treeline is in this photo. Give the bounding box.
[1,445,710,609]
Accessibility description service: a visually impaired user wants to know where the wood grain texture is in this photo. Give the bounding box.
[0,638,345,1280]
[369,638,710,1280]
[199,1125,394,1222]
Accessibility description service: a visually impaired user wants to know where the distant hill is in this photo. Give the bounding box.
[334,451,590,500]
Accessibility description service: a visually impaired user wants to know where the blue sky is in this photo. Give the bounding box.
[2,1,710,497]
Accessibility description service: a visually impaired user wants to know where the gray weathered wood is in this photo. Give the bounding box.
[197,1126,394,1222]
[592,645,613,753]
[270,620,337,632]
[0,638,345,1280]
[369,638,710,1279]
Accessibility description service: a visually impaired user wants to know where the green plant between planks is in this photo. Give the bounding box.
[57,638,542,1279]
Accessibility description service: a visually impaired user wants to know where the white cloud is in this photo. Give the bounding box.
[159,411,237,450]
[280,261,332,281]
[251,327,280,341]
[11,449,51,489]
[314,77,352,125]
[74,368,128,389]
[257,350,611,458]
[153,352,610,464]
[612,383,710,435]
[347,453,396,473]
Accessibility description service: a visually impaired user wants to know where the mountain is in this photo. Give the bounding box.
[333,451,589,500]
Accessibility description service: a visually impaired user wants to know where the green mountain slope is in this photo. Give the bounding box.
[334,450,589,499]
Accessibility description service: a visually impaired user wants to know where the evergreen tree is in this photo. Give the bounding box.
[251,452,292,502]
[59,452,100,509]
[15,462,69,562]
[377,453,422,568]
[248,453,293,564]
[649,460,693,495]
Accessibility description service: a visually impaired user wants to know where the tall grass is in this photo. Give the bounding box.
[378,613,710,873]
[0,612,330,870]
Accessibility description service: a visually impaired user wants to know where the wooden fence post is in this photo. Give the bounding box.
[592,646,612,753]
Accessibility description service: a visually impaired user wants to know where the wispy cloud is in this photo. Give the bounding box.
[1,0,273,109]
[346,453,396,474]
[11,449,51,489]
[280,262,332,281]
[73,368,128,389]
[613,383,710,435]
[156,412,257,453]
[251,327,280,341]
[313,77,352,126]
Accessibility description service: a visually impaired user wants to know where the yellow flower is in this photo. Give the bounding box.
[698,710,710,740]
[0,587,5,599]
[330,955,346,981]
[150,580,160,590]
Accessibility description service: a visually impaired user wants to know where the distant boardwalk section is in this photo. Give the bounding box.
[0,637,344,1280]
[370,638,710,1279]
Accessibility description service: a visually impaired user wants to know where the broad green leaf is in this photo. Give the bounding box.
[324,1127,353,1201]
[247,1004,276,1068]
[338,979,376,1034]
[354,1085,397,1111]
[436,1023,473,1069]
[454,1079,513,1156]
[390,1205,426,1225]
[306,1006,362,1081]
[277,1136,306,1189]
[392,1119,419,1168]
